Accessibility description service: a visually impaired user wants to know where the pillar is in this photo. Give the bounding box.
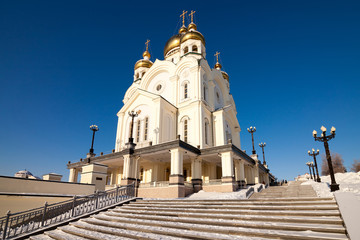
[68,168,78,183]
[80,163,108,191]
[169,148,185,198]
[121,154,139,186]
[191,157,202,192]
[220,151,236,191]
[235,160,246,188]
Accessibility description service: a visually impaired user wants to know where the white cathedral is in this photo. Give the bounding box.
[67,11,275,198]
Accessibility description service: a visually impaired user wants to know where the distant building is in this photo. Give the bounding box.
[14,170,40,179]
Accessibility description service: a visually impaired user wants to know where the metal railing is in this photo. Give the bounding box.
[257,184,263,192]
[0,183,135,239]
[138,181,169,188]
[202,179,222,185]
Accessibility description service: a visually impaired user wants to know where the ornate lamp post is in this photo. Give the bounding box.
[313,126,339,191]
[308,148,321,182]
[127,110,141,149]
[247,126,256,155]
[259,142,266,165]
[306,162,313,180]
[89,125,99,156]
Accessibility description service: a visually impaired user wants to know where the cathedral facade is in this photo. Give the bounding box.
[67,12,274,198]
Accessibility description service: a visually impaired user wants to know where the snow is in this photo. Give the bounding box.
[300,171,360,240]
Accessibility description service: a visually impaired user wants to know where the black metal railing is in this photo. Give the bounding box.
[246,186,254,198]
[0,183,135,239]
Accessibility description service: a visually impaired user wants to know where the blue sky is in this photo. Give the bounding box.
[1,1,359,181]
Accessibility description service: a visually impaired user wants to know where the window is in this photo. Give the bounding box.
[203,84,208,101]
[184,119,188,142]
[184,83,188,98]
[184,46,188,54]
[136,73,139,79]
[136,120,141,142]
[156,84,162,91]
[205,120,209,145]
[192,45,198,52]
[140,168,144,182]
[144,117,149,141]
[216,92,220,102]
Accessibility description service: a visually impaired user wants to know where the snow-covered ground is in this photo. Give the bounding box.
[301,171,360,199]
[301,171,360,239]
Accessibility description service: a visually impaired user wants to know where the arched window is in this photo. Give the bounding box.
[184,46,188,54]
[203,83,208,101]
[184,119,188,143]
[192,45,198,52]
[205,119,209,145]
[184,83,188,99]
[136,73,139,79]
[136,120,141,142]
[144,117,149,141]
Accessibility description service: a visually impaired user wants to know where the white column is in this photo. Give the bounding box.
[170,148,184,175]
[221,151,234,178]
[254,163,260,184]
[191,158,202,179]
[68,168,77,182]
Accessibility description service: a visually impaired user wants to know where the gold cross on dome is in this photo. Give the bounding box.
[145,39,150,51]
[189,10,196,23]
[180,10,188,26]
[214,51,220,62]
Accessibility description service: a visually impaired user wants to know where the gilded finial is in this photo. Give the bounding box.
[189,10,196,23]
[214,51,222,69]
[143,39,151,59]
[180,10,188,26]
[188,10,197,31]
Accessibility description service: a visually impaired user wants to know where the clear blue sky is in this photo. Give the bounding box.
[1,1,359,181]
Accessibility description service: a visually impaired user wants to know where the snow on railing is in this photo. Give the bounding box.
[202,179,222,185]
[0,183,135,239]
[246,186,254,198]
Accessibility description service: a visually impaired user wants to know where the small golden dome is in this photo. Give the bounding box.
[181,30,205,46]
[221,71,229,81]
[179,26,187,34]
[134,59,153,70]
[142,50,151,59]
[164,34,181,57]
[214,62,222,69]
[188,23,197,31]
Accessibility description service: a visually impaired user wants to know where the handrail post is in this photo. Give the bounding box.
[2,211,11,240]
[71,195,77,217]
[41,202,48,227]
[95,190,99,209]
[115,186,119,203]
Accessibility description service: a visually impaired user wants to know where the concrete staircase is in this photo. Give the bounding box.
[251,181,317,199]
[30,196,349,240]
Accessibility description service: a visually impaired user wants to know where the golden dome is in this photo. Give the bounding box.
[142,50,151,59]
[164,34,181,57]
[179,26,187,34]
[214,62,222,69]
[134,59,153,70]
[221,71,229,81]
[188,23,197,31]
[181,30,205,46]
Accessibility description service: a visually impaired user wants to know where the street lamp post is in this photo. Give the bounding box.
[89,125,99,156]
[259,142,266,165]
[306,162,313,180]
[247,126,256,155]
[310,162,316,180]
[313,126,339,192]
[308,148,321,182]
[127,110,141,149]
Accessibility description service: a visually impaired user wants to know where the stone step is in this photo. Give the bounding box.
[59,225,134,240]
[127,203,339,211]
[45,229,90,240]
[77,218,269,240]
[137,197,334,202]
[134,200,337,206]
[119,205,341,217]
[104,211,347,234]
[113,208,344,225]
[86,213,348,240]
[29,235,53,240]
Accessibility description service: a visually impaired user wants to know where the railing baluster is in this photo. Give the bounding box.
[95,191,99,209]
[71,195,77,217]
[2,211,11,240]
[41,202,48,227]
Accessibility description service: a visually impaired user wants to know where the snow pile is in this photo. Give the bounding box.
[301,171,360,198]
